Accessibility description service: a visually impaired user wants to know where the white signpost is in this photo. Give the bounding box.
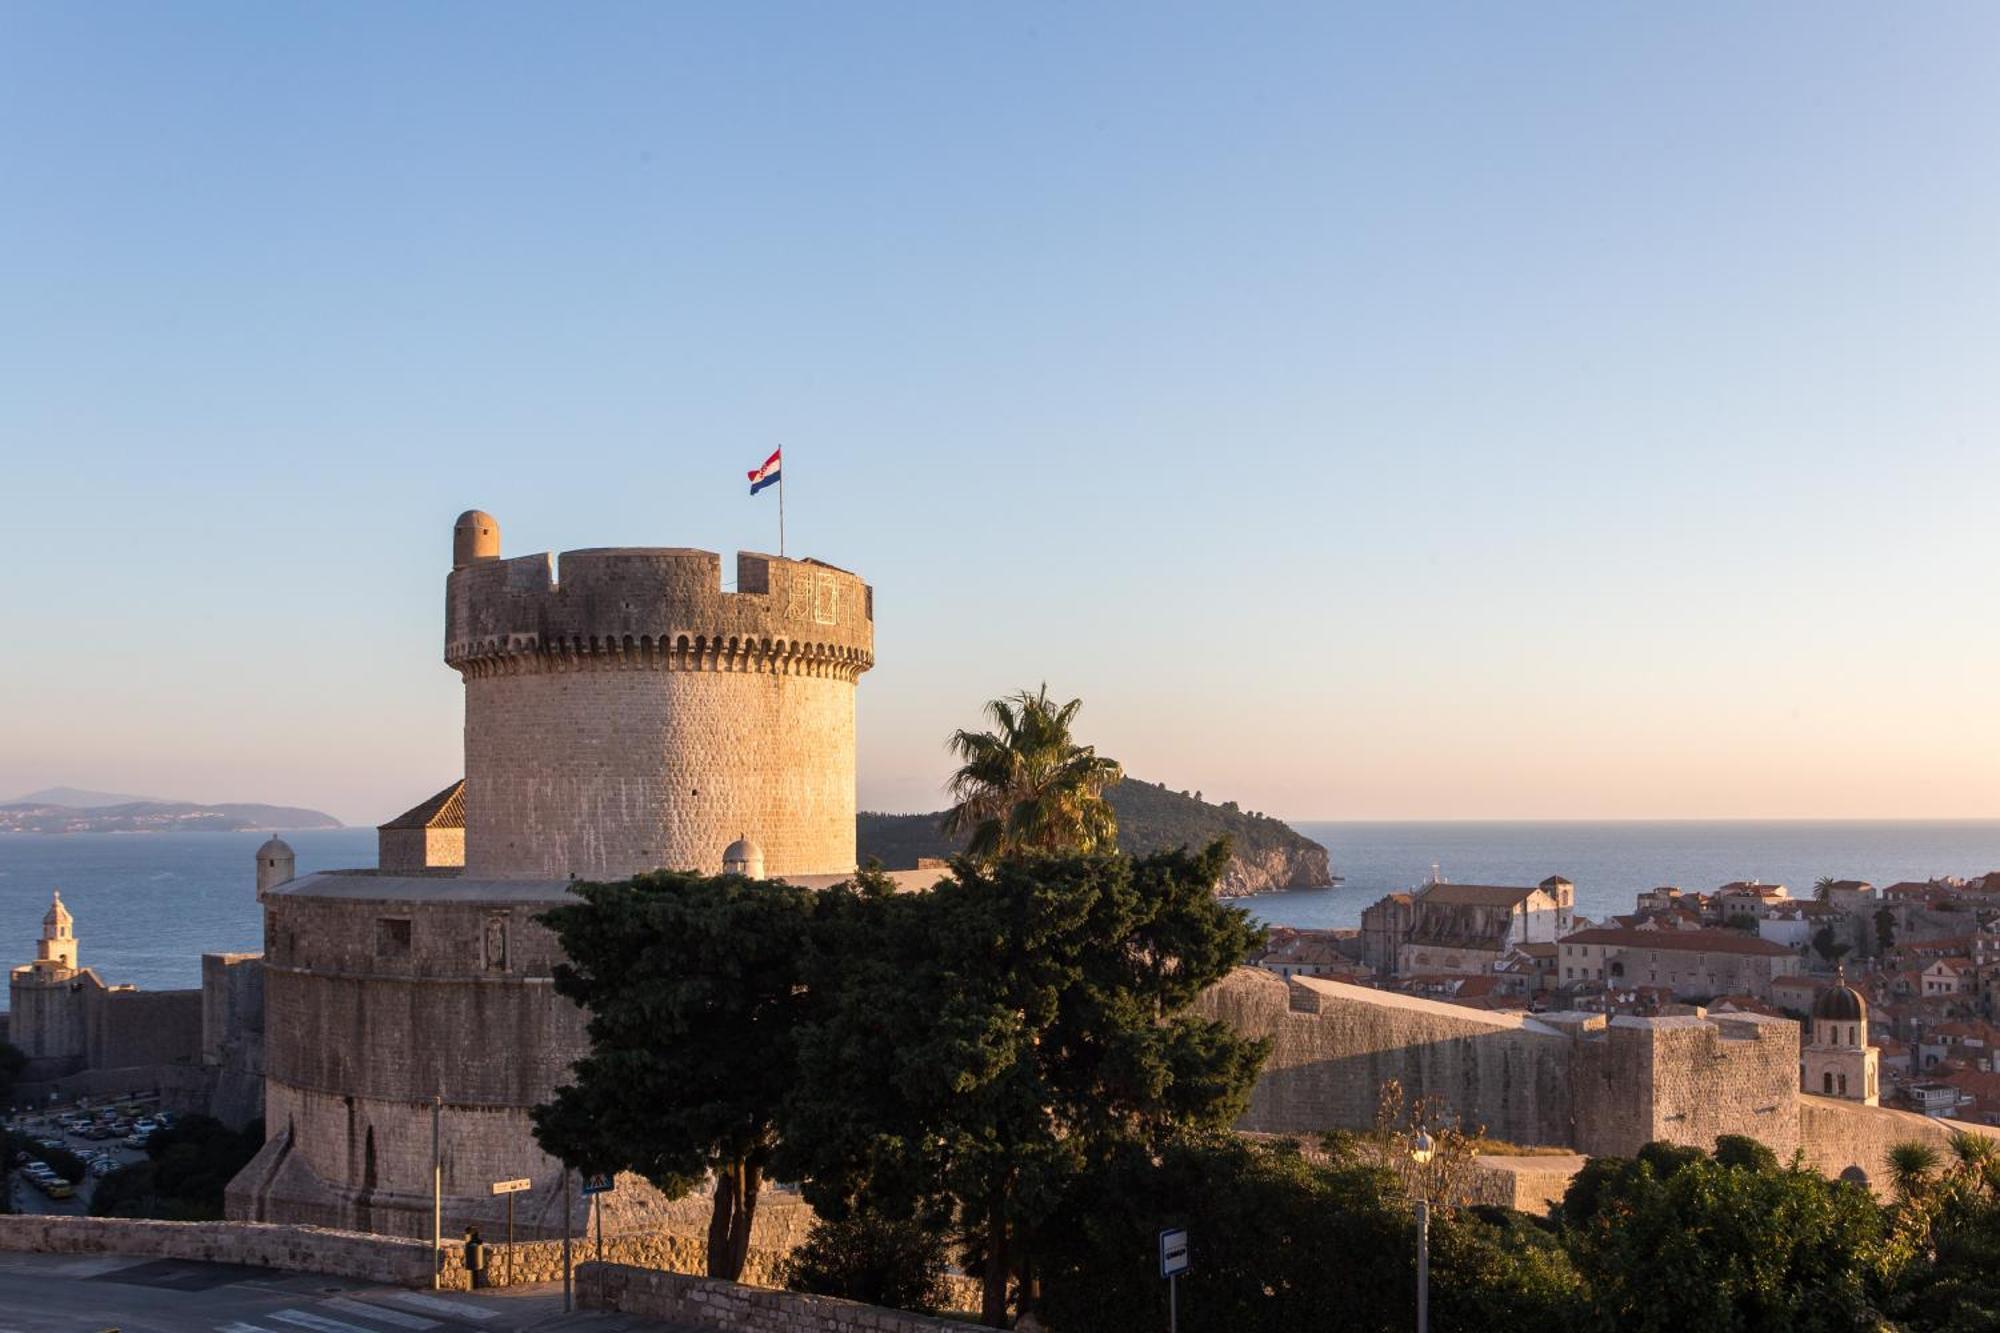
[490,1177,532,1285]
[1159,1227,1190,1333]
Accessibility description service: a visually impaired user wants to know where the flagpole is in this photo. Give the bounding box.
[778,455,786,558]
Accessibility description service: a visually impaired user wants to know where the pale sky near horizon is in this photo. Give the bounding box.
[3,4,1998,826]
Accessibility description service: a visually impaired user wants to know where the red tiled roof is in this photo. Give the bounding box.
[1561,926,1797,958]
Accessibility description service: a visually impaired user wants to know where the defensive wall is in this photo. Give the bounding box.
[446,535,875,882]
[1201,968,2000,1201]
[0,1215,438,1286]
[1199,969,1800,1162]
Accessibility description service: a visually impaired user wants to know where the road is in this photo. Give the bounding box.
[0,1250,690,1333]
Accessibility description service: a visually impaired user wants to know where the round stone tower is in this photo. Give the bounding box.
[444,514,875,880]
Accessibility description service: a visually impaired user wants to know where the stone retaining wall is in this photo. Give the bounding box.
[579,1261,985,1333]
[0,1215,433,1285]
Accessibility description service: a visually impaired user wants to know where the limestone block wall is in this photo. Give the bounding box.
[8,971,88,1074]
[87,987,203,1071]
[1799,1095,2000,1197]
[1197,970,1576,1146]
[462,667,858,881]
[202,952,264,1067]
[580,1262,986,1333]
[1571,1014,1800,1160]
[0,1215,437,1287]
[446,547,874,882]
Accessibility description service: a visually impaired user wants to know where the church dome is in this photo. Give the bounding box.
[257,835,295,860]
[1813,976,1866,1023]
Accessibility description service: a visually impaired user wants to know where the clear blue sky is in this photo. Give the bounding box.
[4,4,1997,825]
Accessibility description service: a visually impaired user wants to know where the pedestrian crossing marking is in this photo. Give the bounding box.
[269,1310,380,1333]
[384,1290,501,1320]
[321,1297,440,1330]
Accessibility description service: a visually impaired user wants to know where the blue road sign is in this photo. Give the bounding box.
[581,1173,615,1196]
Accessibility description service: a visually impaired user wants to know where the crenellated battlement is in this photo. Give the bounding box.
[446,547,874,682]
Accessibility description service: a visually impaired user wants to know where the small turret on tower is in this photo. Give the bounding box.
[256,836,296,898]
[722,835,765,879]
[453,510,502,570]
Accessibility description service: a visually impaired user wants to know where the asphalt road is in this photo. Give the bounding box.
[0,1250,685,1333]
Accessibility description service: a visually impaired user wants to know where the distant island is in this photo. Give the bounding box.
[0,791,342,834]
[858,778,1334,896]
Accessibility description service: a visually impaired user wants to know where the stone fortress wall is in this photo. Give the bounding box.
[1202,967,2000,1199]
[446,521,874,882]
[232,511,880,1245]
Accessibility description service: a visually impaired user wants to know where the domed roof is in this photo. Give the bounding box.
[723,836,762,863]
[257,835,295,860]
[455,509,498,532]
[1813,969,1867,1023]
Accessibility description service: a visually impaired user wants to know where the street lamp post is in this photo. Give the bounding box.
[1411,1130,1433,1333]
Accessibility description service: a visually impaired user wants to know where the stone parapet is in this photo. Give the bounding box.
[0,1215,436,1286]
[445,549,873,682]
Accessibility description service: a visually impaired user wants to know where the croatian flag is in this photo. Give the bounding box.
[748,448,782,496]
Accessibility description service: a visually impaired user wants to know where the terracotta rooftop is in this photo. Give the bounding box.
[1560,926,1797,957]
[379,780,466,831]
[1419,882,1552,908]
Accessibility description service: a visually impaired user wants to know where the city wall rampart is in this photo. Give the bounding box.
[1198,970,1577,1146]
[1800,1094,2000,1196]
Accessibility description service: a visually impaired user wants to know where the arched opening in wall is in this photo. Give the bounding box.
[1609,961,1625,979]
[1824,1071,1835,1094]
[1839,1165,1870,1189]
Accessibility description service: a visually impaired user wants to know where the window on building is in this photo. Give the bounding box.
[377,917,413,959]
[1838,1073,1848,1095]
[1824,1071,1834,1094]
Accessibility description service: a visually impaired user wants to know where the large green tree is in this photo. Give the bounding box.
[1559,1139,1886,1333]
[781,843,1265,1327]
[943,685,1124,859]
[534,871,818,1280]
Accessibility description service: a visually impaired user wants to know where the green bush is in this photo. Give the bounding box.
[90,1115,262,1221]
[781,1210,955,1315]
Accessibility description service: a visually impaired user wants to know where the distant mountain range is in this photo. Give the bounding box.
[858,778,1334,897]
[0,794,342,834]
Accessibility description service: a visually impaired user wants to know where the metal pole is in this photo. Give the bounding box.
[430,1094,442,1291]
[506,1192,514,1288]
[595,1192,605,1305]
[1415,1197,1429,1333]
[778,465,786,558]
[562,1170,573,1313]
[1169,1272,1177,1333]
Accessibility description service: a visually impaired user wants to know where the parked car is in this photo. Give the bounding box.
[90,1158,120,1178]
[134,1119,158,1135]
[42,1180,74,1200]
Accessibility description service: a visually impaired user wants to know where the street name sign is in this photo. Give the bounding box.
[1159,1227,1190,1278]
[491,1178,532,1195]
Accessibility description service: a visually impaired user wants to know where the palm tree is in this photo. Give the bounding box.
[1888,1141,1941,1203]
[942,685,1124,860]
[1815,875,1838,903]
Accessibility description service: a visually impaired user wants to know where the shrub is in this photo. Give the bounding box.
[781,1210,955,1315]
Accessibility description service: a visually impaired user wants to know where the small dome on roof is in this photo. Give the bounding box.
[723,835,764,877]
[1813,970,1867,1023]
[257,836,295,861]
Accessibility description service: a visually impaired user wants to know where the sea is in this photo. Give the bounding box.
[4,821,2000,995]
